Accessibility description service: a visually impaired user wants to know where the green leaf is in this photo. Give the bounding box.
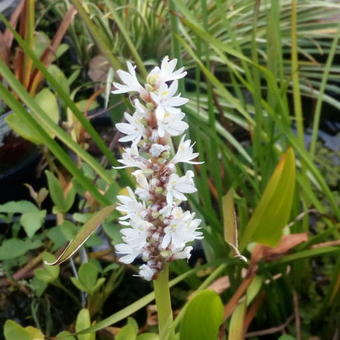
[228,299,246,340]
[0,201,38,214]
[56,331,76,340]
[59,221,78,241]
[34,253,60,283]
[35,88,59,139]
[48,65,70,94]
[4,320,44,340]
[179,290,223,340]
[30,276,48,297]
[240,148,296,248]
[116,318,138,340]
[46,226,67,250]
[4,320,30,340]
[5,112,43,144]
[79,262,99,291]
[45,170,67,213]
[137,334,159,340]
[278,336,296,340]
[71,262,106,295]
[0,239,40,260]
[45,204,116,265]
[20,210,46,238]
[76,309,95,340]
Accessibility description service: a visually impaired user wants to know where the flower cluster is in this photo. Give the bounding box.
[113,57,203,280]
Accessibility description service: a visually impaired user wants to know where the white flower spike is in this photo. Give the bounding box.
[112,58,203,280]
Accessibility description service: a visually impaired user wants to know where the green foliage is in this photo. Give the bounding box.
[76,309,95,340]
[4,320,44,340]
[0,0,339,339]
[0,200,46,238]
[45,170,76,213]
[116,318,139,340]
[34,252,60,284]
[0,238,41,260]
[71,262,105,295]
[179,290,223,340]
[240,148,296,248]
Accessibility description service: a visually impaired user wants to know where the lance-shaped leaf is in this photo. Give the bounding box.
[45,204,115,266]
[240,148,296,249]
[223,189,247,262]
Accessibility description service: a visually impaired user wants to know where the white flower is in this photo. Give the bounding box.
[147,56,187,86]
[115,221,149,264]
[166,170,197,205]
[133,170,151,201]
[115,145,147,169]
[172,246,193,260]
[150,143,169,157]
[161,208,202,250]
[151,81,188,115]
[116,111,146,145]
[156,110,188,137]
[171,135,202,164]
[112,62,146,95]
[116,187,146,220]
[138,264,156,281]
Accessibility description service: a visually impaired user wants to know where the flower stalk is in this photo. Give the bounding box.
[153,264,174,336]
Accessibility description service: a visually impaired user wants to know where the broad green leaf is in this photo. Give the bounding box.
[20,210,46,238]
[46,226,67,250]
[228,299,246,340]
[137,334,159,340]
[179,290,223,340]
[34,253,60,283]
[34,31,51,59]
[4,320,30,340]
[240,148,296,248]
[48,65,70,94]
[45,204,116,265]
[60,221,78,241]
[5,112,43,144]
[70,277,87,292]
[0,239,40,260]
[76,309,95,340]
[56,331,76,340]
[71,262,105,295]
[0,200,38,214]
[31,276,48,297]
[35,88,59,138]
[278,336,296,340]
[4,320,44,340]
[79,263,99,288]
[116,318,138,340]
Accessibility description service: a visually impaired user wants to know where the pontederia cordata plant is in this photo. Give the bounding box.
[112,56,203,333]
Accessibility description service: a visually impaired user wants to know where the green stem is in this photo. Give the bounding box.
[153,265,173,338]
